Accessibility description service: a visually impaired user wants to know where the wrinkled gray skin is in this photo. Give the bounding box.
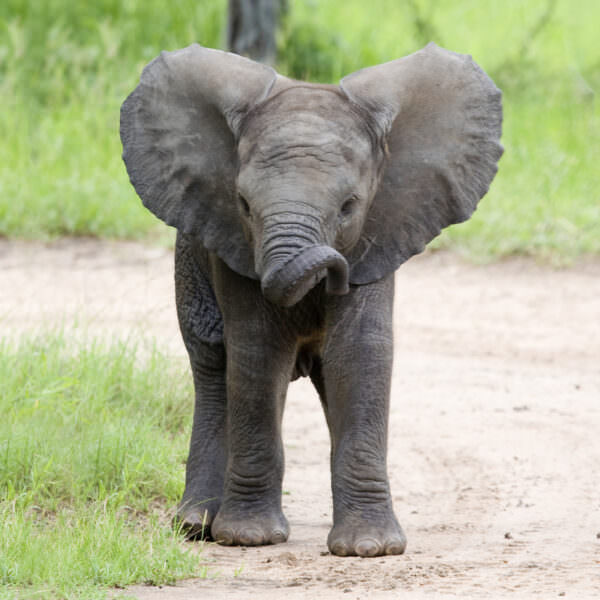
[120,43,503,557]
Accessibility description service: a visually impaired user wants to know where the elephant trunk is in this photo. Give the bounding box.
[261,244,349,307]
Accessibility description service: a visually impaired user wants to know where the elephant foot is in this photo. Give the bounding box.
[211,506,289,546]
[174,497,220,541]
[327,513,407,557]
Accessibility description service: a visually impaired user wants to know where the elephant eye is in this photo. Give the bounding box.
[238,194,251,217]
[340,196,357,218]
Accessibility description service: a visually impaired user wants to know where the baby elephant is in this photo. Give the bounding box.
[120,43,502,557]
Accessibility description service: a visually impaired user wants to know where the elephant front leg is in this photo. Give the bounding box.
[211,341,294,546]
[322,275,406,557]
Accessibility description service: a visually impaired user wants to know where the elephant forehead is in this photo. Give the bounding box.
[238,88,374,168]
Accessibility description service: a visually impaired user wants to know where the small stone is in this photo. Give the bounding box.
[276,552,298,566]
[504,532,513,539]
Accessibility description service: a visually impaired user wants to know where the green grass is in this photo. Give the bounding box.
[0,333,204,600]
[0,0,598,259]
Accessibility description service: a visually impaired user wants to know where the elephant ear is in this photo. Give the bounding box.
[120,44,277,278]
[340,43,503,284]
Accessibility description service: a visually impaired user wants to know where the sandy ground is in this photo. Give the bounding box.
[1,239,599,599]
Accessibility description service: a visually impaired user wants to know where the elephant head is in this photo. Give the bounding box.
[121,44,502,306]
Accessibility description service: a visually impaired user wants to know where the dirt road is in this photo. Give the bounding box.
[1,239,599,598]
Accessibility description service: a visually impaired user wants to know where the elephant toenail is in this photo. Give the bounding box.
[216,528,235,545]
[271,529,287,544]
[184,524,207,541]
[239,528,263,545]
[355,538,381,557]
[330,542,349,556]
[385,539,407,555]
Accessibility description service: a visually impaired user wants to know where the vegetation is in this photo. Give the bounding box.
[0,0,598,259]
[0,334,203,599]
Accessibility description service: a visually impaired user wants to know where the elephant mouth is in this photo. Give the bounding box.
[261,245,349,307]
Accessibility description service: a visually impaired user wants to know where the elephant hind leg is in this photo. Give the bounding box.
[176,340,227,541]
[175,233,227,540]
[309,356,332,428]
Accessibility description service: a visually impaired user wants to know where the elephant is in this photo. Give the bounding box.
[120,42,502,557]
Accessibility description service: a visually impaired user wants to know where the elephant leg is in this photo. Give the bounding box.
[206,260,296,547]
[176,343,227,539]
[174,234,227,539]
[310,357,332,428]
[321,274,406,557]
[210,335,295,547]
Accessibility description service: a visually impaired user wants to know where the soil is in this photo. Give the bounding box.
[2,239,599,599]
